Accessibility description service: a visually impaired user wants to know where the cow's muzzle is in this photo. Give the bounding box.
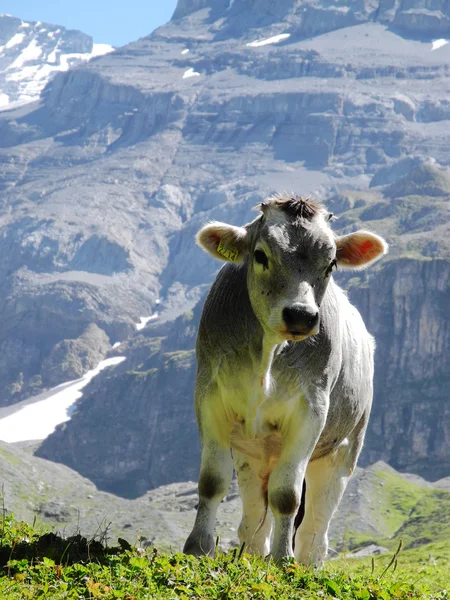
[281,304,319,337]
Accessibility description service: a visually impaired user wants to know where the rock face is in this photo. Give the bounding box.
[0,14,113,110]
[172,0,450,38]
[0,1,449,489]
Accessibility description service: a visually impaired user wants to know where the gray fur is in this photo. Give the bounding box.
[184,196,387,564]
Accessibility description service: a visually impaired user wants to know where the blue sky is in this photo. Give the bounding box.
[1,1,178,47]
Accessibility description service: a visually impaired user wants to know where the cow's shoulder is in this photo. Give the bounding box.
[198,262,260,353]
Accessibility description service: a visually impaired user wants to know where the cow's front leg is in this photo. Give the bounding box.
[234,451,273,556]
[183,436,233,556]
[268,400,326,563]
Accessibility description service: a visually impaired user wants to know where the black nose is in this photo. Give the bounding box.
[282,305,319,333]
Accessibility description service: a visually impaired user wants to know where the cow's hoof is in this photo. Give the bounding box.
[271,551,296,565]
[183,534,215,557]
[295,551,326,568]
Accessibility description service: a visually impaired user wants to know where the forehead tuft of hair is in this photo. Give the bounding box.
[259,194,324,223]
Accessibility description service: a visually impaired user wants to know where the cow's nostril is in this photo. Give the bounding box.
[282,305,319,332]
[308,312,319,329]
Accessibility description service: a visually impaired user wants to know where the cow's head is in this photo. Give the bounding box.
[197,195,388,342]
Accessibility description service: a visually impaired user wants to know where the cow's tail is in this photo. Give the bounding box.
[292,479,306,551]
[252,477,306,553]
[252,474,269,541]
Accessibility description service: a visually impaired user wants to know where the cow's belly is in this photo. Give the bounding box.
[218,366,358,471]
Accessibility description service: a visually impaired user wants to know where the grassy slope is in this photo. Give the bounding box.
[1,445,450,597]
[0,514,448,599]
[340,468,450,555]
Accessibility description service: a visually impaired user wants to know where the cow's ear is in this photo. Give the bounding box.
[196,221,249,263]
[336,230,388,270]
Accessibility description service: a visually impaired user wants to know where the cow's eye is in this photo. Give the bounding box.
[254,249,269,269]
[325,259,337,277]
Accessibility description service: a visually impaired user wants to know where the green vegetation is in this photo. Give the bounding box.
[127,368,158,378]
[0,447,22,466]
[340,468,450,555]
[163,350,195,369]
[372,470,450,550]
[332,541,450,596]
[0,514,448,599]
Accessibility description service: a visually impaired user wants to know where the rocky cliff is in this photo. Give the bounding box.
[0,0,448,490]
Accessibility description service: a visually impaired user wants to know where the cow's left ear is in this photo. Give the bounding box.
[336,231,388,270]
[196,221,249,263]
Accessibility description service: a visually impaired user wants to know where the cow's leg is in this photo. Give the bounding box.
[268,407,325,563]
[294,438,358,566]
[184,435,234,556]
[234,452,272,556]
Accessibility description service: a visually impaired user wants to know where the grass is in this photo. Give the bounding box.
[332,541,450,596]
[374,470,433,538]
[0,447,22,466]
[372,470,450,552]
[0,514,448,599]
[338,466,450,556]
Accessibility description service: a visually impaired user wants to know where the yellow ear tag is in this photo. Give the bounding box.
[217,240,239,262]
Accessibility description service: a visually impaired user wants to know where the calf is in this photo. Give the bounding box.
[184,195,387,564]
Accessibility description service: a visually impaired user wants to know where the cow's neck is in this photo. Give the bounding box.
[247,331,283,437]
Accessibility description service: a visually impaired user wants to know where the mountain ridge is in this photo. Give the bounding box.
[171,0,450,38]
[0,14,113,111]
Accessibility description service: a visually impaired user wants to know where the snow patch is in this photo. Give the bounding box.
[431,39,449,51]
[5,33,25,49]
[19,22,31,29]
[8,39,42,69]
[1,34,113,111]
[246,33,290,48]
[136,314,159,330]
[181,48,190,55]
[0,93,9,108]
[112,342,121,349]
[47,46,58,63]
[394,93,415,109]
[0,356,126,443]
[90,43,114,57]
[183,67,200,79]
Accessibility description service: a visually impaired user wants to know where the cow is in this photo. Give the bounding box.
[183,195,388,565]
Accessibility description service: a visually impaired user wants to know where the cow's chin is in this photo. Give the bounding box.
[275,329,315,342]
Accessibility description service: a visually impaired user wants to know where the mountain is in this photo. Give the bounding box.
[0,1,449,491]
[0,14,113,111]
